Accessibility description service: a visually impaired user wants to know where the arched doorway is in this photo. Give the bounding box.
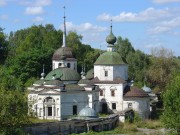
[102,103,108,114]
[43,97,55,119]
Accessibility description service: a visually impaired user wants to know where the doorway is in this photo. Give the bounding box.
[102,103,108,113]
[73,105,77,115]
[48,107,52,116]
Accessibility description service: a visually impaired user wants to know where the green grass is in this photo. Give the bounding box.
[136,120,163,129]
[71,119,166,135]
[28,117,58,123]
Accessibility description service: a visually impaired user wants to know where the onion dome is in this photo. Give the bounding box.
[78,106,98,118]
[45,67,80,81]
[52,47,74,60]
[142,85,152,93]
[106,23,116,45]
[44,80,64,87]
[33,80,44,86]
[94,51,124,65]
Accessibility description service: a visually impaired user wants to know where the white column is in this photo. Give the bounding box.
[41,108,44,118]
[52,105,54,119]
[45,105,47,119]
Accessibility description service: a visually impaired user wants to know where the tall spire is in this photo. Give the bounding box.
[62,6,67,47]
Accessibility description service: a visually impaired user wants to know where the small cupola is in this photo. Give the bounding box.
[106,20,116,52]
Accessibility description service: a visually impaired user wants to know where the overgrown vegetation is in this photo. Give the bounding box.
[71,120,172,135]
[161,72,180,133]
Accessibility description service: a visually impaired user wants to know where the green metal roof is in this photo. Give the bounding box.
[78,79,93,85]
[45,67,81,81]
[94,51,124,65]
[86,68,94,80]
[33,80,44,86]
[44,80,64,86]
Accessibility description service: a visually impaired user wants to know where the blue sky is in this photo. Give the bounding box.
[1,0,180,56]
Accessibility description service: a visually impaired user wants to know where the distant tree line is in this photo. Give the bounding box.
[0,24,179,92]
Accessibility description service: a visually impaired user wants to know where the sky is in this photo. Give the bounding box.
[1,0,180,56]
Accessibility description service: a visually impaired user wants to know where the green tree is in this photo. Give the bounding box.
[126,50,150,86]
[0,89,29,134]
[115,36,135,62]
[146,47,178,92]
[0,27,8,64]
[3,49,53,90]
[161,72,180,133]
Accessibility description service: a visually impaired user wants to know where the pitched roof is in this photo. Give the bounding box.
[45,67,81,81]
[94,51,125,65]
[124,86,149,98]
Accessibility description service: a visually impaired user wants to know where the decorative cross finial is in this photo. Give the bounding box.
[110,19,113,33]
[41,64,45,80]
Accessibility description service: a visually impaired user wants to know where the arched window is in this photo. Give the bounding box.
[43,97,55,116]
[67,63,70,68]
[100,90,103,96]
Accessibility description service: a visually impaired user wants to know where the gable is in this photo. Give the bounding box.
[38,89,60,95]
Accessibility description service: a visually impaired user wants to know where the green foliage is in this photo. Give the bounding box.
[115,36,135,61]
[115,36,150,85]
[126,50,150,83]
[0,27,9,64]
[147,47,179,92]
[161,72,180,132]
[8,24,62,56]
[0,89,29,134]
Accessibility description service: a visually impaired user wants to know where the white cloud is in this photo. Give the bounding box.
[60,22,108,46]
[0,0,6,6]
[19,0,51,6]
[35,0,51,6]
[0,14,8,20]
[32,16,44,22]
[13,19,20,23]
[62,22,108,33]
[25,6,44,15]
[97,7,172,22]
[148,17,180,34]
[153,0,180,4]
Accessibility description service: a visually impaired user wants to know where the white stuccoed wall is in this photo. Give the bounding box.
[94,65,128,81]
[52,60,77,71]
[97,84,124,112]
[123,97,150,119]
[113,65,128,80]
[28,89,99,120]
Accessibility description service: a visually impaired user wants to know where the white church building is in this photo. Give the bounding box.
[27,12,150,121]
